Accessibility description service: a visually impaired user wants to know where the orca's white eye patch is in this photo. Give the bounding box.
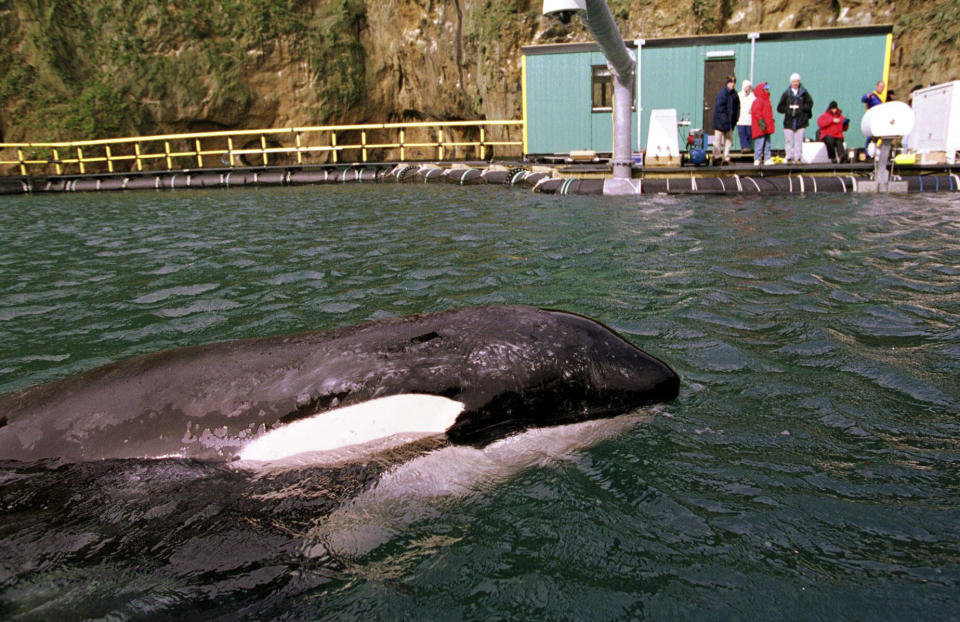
[238,394,465,462]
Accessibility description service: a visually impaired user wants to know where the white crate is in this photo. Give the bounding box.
[802,141,832,164]
[911,81,960,164]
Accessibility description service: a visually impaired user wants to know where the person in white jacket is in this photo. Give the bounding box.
[737,80,755,152]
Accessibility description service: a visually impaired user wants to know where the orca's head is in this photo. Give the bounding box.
[444,309,679,444]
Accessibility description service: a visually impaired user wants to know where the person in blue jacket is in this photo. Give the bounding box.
[861,81,886,109]
[712,75,740,165]
[861,80,886,153]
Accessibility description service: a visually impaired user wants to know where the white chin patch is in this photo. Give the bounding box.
[303,410,656,559]
[237,393,465,463]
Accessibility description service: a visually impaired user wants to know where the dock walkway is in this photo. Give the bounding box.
[2,160,958,196]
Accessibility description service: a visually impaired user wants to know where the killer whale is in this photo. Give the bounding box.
[0,305,679,462]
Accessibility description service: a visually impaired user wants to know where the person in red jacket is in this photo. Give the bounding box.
[817,101,850,163]
[750,81,775,166]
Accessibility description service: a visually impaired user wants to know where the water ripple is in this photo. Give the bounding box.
[132,283,221,305]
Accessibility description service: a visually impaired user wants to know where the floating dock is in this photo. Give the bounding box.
[1,160,959,196]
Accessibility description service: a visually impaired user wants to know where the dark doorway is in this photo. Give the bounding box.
[703,59,736,134]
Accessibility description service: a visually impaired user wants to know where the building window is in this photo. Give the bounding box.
[591,65,634,112]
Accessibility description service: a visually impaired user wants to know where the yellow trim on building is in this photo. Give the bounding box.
[521,55,529,156]
[882,33,892,100]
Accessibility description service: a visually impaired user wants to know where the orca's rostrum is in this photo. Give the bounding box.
[0,306,679,463]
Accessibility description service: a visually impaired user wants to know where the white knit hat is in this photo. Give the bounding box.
[790,72,801,82]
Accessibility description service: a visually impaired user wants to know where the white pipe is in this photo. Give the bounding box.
[635,38,645,156]
[748,32,759,85]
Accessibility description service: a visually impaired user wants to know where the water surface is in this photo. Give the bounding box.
[1,185,958,620]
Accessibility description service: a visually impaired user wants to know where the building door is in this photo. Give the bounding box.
[703,59,735,134]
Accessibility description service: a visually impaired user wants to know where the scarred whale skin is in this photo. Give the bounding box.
[0,305,679,462]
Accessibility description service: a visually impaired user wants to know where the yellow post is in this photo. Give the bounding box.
[332,132,338,164]
[400,128,405,161]
[106,145,114,173]
[17,149,25,176]
[195,138,204,167]
[135,143,143,171]
[438,127,444,161]
[53,148,62,175]
[521,54,529,157]
[882,33,893,101]
[362,130,367,163]
[164,141,172,169]
[77,146,85,174]
[227,137,235,167]
[260,134,268,166]
[480,127,486,161]
[295,131,303,164]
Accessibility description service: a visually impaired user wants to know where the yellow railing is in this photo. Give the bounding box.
[0,120,524,176]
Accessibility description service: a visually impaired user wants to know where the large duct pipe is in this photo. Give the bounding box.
[581,0,635,186]
[543,0,636,191]
[580,0,635,80]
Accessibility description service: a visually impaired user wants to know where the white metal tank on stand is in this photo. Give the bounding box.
[860,101,916,192]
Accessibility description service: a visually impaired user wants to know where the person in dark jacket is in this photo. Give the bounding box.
[816,101,849,163]
[777,72,814,164]
[751,81,775,166]
[712,75,740,165]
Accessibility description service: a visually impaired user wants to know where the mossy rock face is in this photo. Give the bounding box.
[0,0,365,140]
[894,3,960,87]
[304,0,367,123]
[0,0,956,142]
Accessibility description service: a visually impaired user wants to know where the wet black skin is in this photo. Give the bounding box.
[0,305,679,462]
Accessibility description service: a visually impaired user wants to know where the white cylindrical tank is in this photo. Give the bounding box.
[861,101,916,138]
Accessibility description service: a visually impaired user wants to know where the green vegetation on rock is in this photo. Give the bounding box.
[0,0,366,141]
[0,0,956,144]
[306,0,366,119]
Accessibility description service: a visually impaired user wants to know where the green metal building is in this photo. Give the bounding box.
[521,25,893,157]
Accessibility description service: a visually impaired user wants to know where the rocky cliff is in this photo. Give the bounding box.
[0,0,956,142]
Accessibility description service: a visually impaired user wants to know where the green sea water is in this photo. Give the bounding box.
[1,185,958,620]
